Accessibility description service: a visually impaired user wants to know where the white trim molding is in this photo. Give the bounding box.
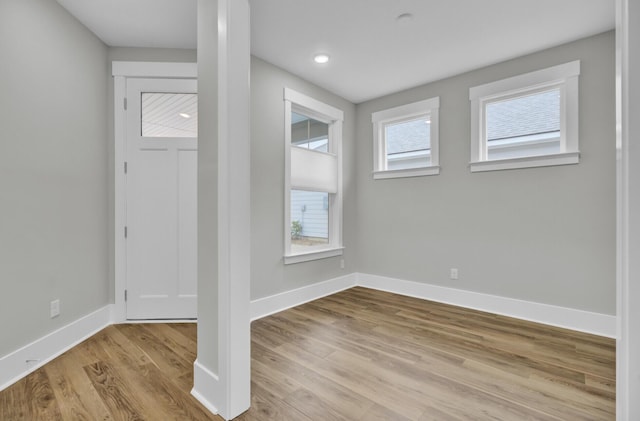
[191,359,221,416]
[249,272,615,339]
[616,0,639,418]
[470,152,580,173]
[284,88,344,121]
[469,61,580,100]
[2,269,617,394]
[112,61,197,78]
[373,166,441,179]
[284,247,344,265]
[357,273,616,338]
[250,273,357,321]
[0,305,113,392]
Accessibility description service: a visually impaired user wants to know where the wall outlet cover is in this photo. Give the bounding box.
[50,299,60,318]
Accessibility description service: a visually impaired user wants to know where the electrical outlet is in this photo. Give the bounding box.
[450,268,459,280]
[340,259,345,269]
[50,299,60,318]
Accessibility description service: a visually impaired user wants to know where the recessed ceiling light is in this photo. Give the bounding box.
[179,113,191,119]
[314,54,330,64]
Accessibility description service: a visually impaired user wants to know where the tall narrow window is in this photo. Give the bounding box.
[284,88,344,264]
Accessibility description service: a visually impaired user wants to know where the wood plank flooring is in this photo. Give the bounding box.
[0,322,219,421]
[0,287,615,420]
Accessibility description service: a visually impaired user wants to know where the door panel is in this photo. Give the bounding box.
[177,149,198,297]
[125,78,197,320]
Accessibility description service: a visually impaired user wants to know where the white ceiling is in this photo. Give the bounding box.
[56,0,197,49]
[57,0,615,103]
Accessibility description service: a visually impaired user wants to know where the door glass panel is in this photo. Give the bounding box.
[141,93,198,138]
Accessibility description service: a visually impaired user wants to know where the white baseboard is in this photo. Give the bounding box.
[357,273,616,338]
[250,273,357,321]
[0,305,114,391]
[1,271,615,395]
[191,359,221,415]
[116,319,197,324]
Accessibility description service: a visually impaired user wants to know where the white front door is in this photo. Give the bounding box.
[125,78,198,320]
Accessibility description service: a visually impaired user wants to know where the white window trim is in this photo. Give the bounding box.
[372,97,440,179]
[469,60,580,173]
[284,247,345,265]
[284,88,344,264]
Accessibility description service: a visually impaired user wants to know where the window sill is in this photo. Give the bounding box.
[469,152,579,173]
[284,247,344,265]
[373,166,440,180]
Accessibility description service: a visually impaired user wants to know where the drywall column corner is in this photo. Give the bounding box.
[616,0,640,419]
[193,0,251,419]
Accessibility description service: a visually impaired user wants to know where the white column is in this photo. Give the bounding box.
[616,0,640,419]
[193,0,251,419]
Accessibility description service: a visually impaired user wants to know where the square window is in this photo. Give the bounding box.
[486,88,561,160]
[469,61,580,172]
[384,116,432,170]
[372,97,440,179]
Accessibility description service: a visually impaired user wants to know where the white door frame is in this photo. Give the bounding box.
[616,0,640,418]
[112,61,198,323]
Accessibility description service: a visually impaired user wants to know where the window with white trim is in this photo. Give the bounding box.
[372,97,440,179]
[469,60,580,172]
[284,88,343,264]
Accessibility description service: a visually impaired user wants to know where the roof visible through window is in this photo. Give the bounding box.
[486,89,560,142]
[385,117,431,155]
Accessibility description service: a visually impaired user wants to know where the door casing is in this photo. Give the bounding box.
[112,61,198,323]
[125,77,197,320]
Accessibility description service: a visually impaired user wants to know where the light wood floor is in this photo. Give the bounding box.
[0,287,615,420]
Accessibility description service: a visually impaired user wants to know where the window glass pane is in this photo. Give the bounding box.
[291,112,329,152]
[142,93,197,138]
[290,190,329,252]
[486,88,560,160]
[384,116,431,170]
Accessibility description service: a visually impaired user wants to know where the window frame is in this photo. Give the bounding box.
[469,60,580,172]
[284,88,344,264]
[371,96,440,179]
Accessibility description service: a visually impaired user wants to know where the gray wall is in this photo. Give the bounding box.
[0,0,109,356]
[106,47,197,303]
[0,1,614,364]
[356,31,616,315]
[251,57,357,300]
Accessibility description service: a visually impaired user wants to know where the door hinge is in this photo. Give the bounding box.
[124,97,128,110]
[124,161,128,174]
[124,226,128,238]
[125,290,128,302]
